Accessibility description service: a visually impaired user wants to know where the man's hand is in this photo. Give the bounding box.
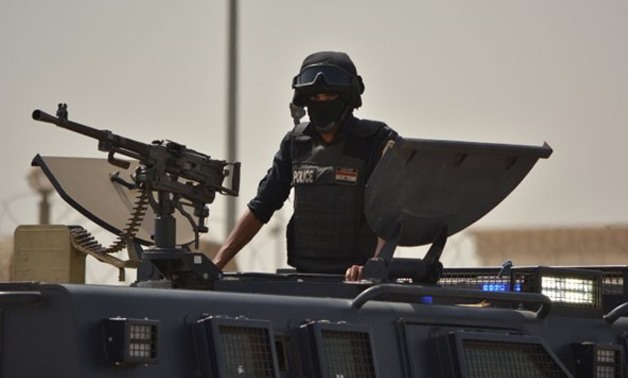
[345,264,364,281]
[345,238,387,281]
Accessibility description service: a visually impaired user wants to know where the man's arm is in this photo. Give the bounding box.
[213,131,294,270]
[212,208,264,270]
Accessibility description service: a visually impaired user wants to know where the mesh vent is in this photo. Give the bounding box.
[462,340,569,378]
[320,330,376,378]
[219,325,276,378]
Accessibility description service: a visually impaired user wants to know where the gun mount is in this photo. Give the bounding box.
[32,103,240,286]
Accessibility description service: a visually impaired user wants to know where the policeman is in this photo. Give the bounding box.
[212,51,399,280]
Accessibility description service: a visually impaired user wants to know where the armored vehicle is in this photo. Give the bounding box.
[2,104,627,377]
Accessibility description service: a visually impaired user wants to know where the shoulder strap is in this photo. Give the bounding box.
[290,122,312,160]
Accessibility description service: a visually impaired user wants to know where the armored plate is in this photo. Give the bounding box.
[365,138,552,246]
[32,155,194,246]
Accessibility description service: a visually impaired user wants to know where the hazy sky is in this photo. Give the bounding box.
[2,1,627,272]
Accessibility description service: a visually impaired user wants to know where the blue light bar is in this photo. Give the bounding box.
[481,283,522,292]
[482,283,509,292]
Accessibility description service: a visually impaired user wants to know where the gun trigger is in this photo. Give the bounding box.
[108,150,131,169]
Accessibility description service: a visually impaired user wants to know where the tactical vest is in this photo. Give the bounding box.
[287,120,384,271]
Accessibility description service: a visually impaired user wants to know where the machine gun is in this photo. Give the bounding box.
[32,103,240,287]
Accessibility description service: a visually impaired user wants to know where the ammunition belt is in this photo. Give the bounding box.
[68,189,149,279]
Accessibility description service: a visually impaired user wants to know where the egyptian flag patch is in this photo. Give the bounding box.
[335,167,358,185]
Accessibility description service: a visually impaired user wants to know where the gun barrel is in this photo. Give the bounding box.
[33,109,107,141]
[32,109,59,124]
[33,107,149,156]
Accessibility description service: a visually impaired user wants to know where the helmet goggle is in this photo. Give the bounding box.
[292,64,356,89]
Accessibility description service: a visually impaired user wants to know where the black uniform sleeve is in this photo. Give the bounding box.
[246,131,293,223]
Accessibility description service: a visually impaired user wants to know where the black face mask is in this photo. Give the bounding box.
[307,99,348,133]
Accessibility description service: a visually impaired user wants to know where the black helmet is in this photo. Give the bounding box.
[292,51,365,108]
